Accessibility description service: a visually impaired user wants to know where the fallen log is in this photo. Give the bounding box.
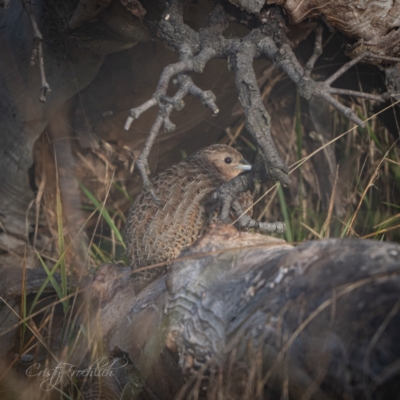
[75,224,400,399]
[1,224,400,399]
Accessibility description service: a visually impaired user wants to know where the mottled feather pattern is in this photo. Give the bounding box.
[125,145,252,290]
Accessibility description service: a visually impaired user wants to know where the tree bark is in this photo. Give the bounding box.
[3,225,399,399]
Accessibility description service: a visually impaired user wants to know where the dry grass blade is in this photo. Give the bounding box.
[300,221,322,239]
[0,311,54,382]
[231,183,278,226]
[20,248,27,354]
[232,100,400,226]
[361,223,400,239]
[33,141,46,248]
[0,296,60,364]
[321,165,339,238]
[290,100,400,174]
[257,183,279,220]
[373,213,400,229]
[385,158,400,167]
[345,140,398,237]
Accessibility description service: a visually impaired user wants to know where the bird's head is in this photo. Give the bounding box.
[199,144,252,182]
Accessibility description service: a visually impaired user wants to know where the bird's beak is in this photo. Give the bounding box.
[236,159,252,171]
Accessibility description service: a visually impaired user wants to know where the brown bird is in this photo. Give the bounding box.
[125,144,253,290]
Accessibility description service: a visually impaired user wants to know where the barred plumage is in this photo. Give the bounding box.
[125,144,252,291]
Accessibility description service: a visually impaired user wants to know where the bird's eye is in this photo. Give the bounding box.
[224,157,232,164]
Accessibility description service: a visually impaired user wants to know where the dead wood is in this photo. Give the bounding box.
[233,0,400,60]
[3,226,399,399]
[123,0,400,231]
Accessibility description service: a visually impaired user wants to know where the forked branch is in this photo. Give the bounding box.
[124,1,400,229]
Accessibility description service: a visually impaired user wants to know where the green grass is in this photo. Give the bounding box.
[79,182,125,248]
[262,98,400,243]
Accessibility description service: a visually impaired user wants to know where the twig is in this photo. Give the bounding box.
[303,25,323,78]
[231,199,286,234]
[327,88,387,102]
[123,3,400,233]
[125,3,224,201]
[21,0,51,102]
[124,98,157,130]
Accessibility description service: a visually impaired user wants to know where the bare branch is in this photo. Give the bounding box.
[325,51,369,85]
[135,115,164,204]
[212,173,253,223]
[125,1,227,203]
[132,72,219,203]
[259,32,400,128]
[21,0,51,102]
[260,39,363,126]
[231,199,286,234]
[303,25,323,78]
[125,98,157,130]
[230,40,290,185]
[186,84,219,115]
[124,3,292,232]
[124,4,400,233]
[327,88,387,102]
[317,89,365,126]
[125,47,217,131]
[156,48,217,97]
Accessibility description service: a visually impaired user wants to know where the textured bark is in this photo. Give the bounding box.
[4,226,399,399]
[125,1,400,232]
[266,0,400,60]
[385,64,400,100]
